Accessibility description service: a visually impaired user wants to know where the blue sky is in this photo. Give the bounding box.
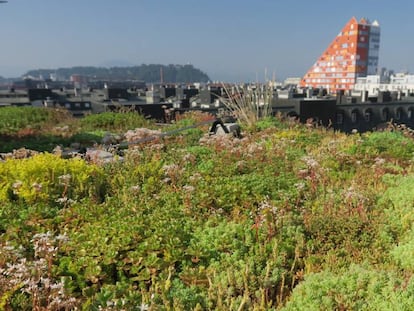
[0,0,413,81]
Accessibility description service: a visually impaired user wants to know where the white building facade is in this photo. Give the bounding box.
[354,73,414,97]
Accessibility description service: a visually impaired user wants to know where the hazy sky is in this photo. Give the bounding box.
[0,0,413,81]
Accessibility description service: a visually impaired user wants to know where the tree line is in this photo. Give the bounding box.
[24,64,210,83]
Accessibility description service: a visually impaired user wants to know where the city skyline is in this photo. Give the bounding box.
[0,0,413,81]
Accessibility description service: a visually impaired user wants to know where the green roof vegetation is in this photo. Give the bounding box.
[1,107,414,309]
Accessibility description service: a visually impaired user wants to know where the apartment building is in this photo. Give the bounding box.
[300,17,380,93]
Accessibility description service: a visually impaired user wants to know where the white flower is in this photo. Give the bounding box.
[294,182,306,191]
[32,182,42,192]
[140,303,149,311]
[58,174,71,185]
[130,185,141,192]
[182,185,195,192]
[189,173,202,182]
[374,157,385,165]
[12,180,23,189]
[55,197,76,206]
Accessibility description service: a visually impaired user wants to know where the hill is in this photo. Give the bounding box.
[24,64,210,83]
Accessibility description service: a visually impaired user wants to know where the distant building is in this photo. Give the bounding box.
[300,17,380,93]
[283,77,301,87]
[146,87,160,104]
[354,72,414,96]
[70,74,88,88]
[159,85,176,101]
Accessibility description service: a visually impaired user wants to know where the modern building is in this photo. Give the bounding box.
[300,17,380,93]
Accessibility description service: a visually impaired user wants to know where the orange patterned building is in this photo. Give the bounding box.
[300,17,380,93]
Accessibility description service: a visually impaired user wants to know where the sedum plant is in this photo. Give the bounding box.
[0,232,78,310]
[0,153,105,204]
[283,264,414,310]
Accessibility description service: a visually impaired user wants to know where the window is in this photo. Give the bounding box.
[364,110,372,122]
[351,110,358,123]
[336,112,344,124]
[396,108,403,120]
[382,108,389,121]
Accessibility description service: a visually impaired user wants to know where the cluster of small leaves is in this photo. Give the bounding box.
[0,106,44,134]
[284,264,414,310]
[79,111,155,132]
[346,130,414,160]
[0,107,71,136]
[0,153,106,204]
[0,108,156,152]
[0,232,78,310]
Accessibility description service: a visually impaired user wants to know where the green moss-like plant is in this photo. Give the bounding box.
[283,265,414,311]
